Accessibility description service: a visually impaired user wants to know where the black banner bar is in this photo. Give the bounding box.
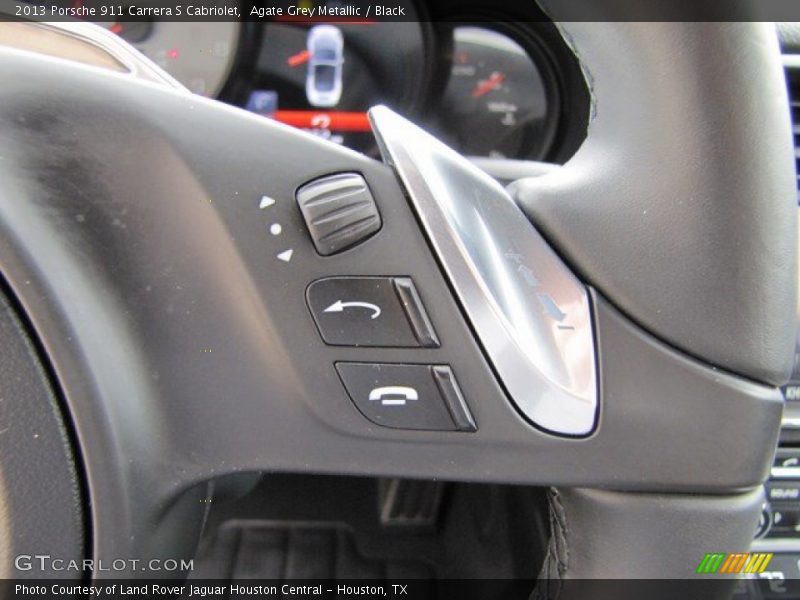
[0,579,787,600]
[7,0,800,23]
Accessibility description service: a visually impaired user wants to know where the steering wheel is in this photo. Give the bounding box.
[0,10,795,599]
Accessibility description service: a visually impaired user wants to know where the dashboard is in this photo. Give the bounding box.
[100,10,588,163]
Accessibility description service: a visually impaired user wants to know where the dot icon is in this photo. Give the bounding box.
[270,223,282,236]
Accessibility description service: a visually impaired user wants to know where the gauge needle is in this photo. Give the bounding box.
[472,72,506,98]
[288,50,312,68]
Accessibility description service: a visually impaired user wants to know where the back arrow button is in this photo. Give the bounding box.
[324,300,382,320]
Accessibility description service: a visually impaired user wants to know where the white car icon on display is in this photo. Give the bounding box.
[305,25,344,107]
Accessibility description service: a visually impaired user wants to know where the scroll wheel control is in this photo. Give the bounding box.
[297,173,382,256]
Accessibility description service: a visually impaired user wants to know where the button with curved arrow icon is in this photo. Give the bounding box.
[306,277,439,348]
[323,300,382,320]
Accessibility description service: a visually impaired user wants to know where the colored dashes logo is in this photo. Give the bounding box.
[696,553,773,574]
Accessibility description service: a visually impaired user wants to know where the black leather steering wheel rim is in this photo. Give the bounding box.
[512,15,796,591]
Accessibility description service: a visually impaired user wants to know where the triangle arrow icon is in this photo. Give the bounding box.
[277,249,294,263]
[259,195,276,209]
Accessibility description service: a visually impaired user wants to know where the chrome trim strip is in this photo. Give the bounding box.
[369,106,598,436]
[772,467,800,479]
[752,538,800,552]
[782,54,800,70]
[782,417,800,429]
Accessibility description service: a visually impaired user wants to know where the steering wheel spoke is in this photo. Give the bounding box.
[0,17,793,588]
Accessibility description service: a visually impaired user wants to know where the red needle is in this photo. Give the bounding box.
[287,50,312,68]
[472,72,506,98]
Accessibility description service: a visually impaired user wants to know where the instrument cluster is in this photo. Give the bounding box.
[105,9,588,162]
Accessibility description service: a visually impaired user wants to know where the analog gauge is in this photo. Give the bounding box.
[102,21,241,97]
[244,10,428,155]
[435,26,554,159]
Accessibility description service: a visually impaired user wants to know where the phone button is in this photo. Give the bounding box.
[335,363,476,432]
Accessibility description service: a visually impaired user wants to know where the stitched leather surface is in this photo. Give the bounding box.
[531,489,567,600]
[0,290,84,577]
[532,487,763,599]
